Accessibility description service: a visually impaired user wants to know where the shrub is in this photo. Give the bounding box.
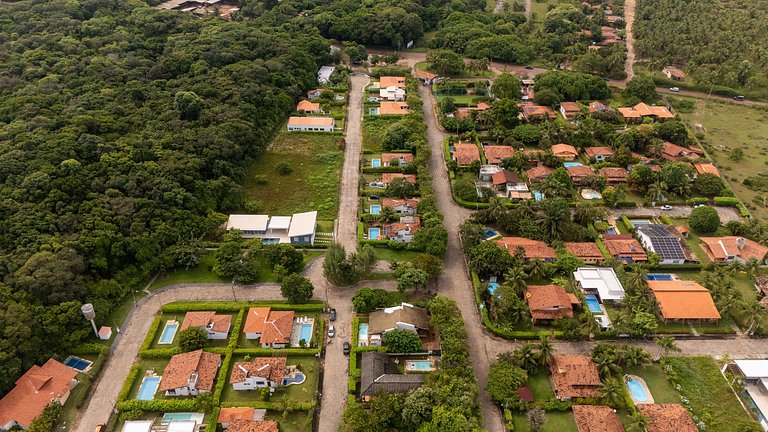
[713,196,740,206]
[160,301,323,313]
[621,215,634,233]
[689,206,720,233]
[382,329,422,353]
[140,316,162,351]
[178,327,208,352]
[118,365,142,403]
[280,273,314,304]
[275,162,293,175]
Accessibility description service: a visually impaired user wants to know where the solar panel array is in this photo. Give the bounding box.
[648,237,685,260]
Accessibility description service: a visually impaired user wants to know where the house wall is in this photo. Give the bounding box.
[290,234,314,244]
[166,386,203,397]
[394,322,418,333]
[262,342,288,349]
[245,331,261,340]
[287,123,333,132]
[392,205,416,215]
[232,378,276,391]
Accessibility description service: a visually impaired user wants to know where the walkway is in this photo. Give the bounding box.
[623,0,636,82]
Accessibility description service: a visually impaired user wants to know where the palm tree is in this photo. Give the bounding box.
[593,352,621,379]
[536,335,556,366]
[599,379,625,408]
[624,346,652,368]
[741,301,766,334]
[626,413,649,432]
[625,264,648,291]
[654,336,680,360]
[716,291,741,318]
[541,178,570,199]
[526,259,547,280]
[508,297,532,327]
[515,343,540,373]
[744,258,761,277]
[647,180,668,203]
[515,199,538,219]
[486,197,507,223]
[377,206,396,223]
[504,265,528,296]
[578,313,599,338]
[574,202,606,226]
[673,181,691,198]
[614,183,629,203]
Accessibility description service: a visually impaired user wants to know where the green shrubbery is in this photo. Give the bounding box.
[160,301,323,314]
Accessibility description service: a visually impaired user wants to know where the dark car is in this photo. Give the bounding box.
[369,195,380,200]
[524,64,533,70]
[734,95,745,101]
[329,308,337,322]
[343,341,351,355]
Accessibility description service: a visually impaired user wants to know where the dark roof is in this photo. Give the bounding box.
[360,352,424,397]
[637,224,686,261]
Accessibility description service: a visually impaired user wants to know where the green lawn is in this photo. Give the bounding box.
[530,0,563,25]
[54,371,92,432]
[220,356,319,404]
[665,356,760,432]
[371,248,423,262]
[526,370,554,401]
[244,129,343,219]
[265,410,312,432]
[678,98,768,223]
[414,61,492,78]
[435,94,481,105]
[363,116,401,152]
[512,411,578,432]
[625,364,679,404]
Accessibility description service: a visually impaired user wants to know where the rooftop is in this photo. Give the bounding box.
[574,267,625,301]
[379,101,410,115]
[693,163,720,177]
[497,237,556,260]
[159,350,221,392]
[382,198,419,209]
[549,355,602,399]
[181,311,232,333]
[369,303,429,335]
[700,236,768,262]
[552,143,578,156]
[453,143,482,165]
[379,76,406,88]
[572,405,624,432]
[227,214,269,232]
[287,211,317,238]
[296,100,320,112]
[218,407,257,424]
[524,284,575,320]
[567,165,595,177]
[733,360,768,379]
[618,102,674,119]
[287,116,334,126]
[584,146,614,158]
[360,352,424,397]
[647,280,721,320]
[230,357,287,384]
[492,170,521,185]
[243,307,294,345]
[382,173,416,184]
[636,404,697,432]
[603,235,647,261]
[227,420,279,432]
[564,243,604,260]
[526,165,554,180]
[599,167,628,179]
[483,145,516,164]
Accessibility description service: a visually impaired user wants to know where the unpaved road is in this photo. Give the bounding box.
[623,0,636,82]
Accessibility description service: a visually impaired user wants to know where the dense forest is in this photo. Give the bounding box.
[634,0,768,91]
[0,0,330,394]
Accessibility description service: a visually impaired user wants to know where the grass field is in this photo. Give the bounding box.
[244,130,343,219]
[265,410,312,432]
[372,248,423,262]
[530,0,562,25]
[512,411,578,432]
[678,99,768,222]
[526,370,554,401]
[414,61,493,78]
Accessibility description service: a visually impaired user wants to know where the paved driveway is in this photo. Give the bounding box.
[612,205,742,223]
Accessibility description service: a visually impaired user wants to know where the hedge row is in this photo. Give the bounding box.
[659,214,673,225]
[117,365,142,404]
[232,348,320,356]
[453,193,492,209]
[361,166,408,174]
[208,408,220,432]
[350,346,387,354]
[228,309,246,350]
[160,301,324,313]
[349,316,360,394]
[614,200,638,208]
[71,343,110,355]
[213,352,233,405]
[140,316,162,352]
[714,196,740,206]
[595,237,611,260]
[620,215,634,233]
[140,348,183,359]
[686,197,709,206]
[647,263,703,270]
[737,203,751,218]
[117,399,199,412]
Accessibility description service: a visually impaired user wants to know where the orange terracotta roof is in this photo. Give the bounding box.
[573,405,624,432]
[567,165,595,180]
[159,350,221,392]
[588,101,609,113]
[661,142,701,161]
[603,235,648,262]
[0,359,77,429]
[287,116,334,126]
[296,100,320,112]
[520,103,557,119]
[584,147,614,158]
[453,143,481,165]
[243,308,294,345]
[618,103,674,119]
[227,420,279,432]
[699,237,768,262]
[563,242,603,260]
[693,163,720,177]
[497,237,556,260]
[230,358,287,384]
[379,76,406,88]
[524,285,574,320]
[637,404,697,432]
[492,170,521,185]
[551,144,578,158]
[379,101,410,115]
[381,153,414,164]
[382,173,416,184]
[599,167,628,181]
[181,311,232,333]
[549,355,602,398]
[414,69,438,80]
[663,66,686,79]
[383,218,421,238]
[560,102,581,114]
[647,280,721,320]
[483,145,516,164]
[218,407,256,424]
[382,198,420,209]
[243,307,271,334]
[526,166,554,180]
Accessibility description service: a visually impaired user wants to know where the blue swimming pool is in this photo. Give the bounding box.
[407,360,434,371]
[606,228,617,235]
[585,295,602,313]
[161,413,204,425]
[533,191,544,201]
[483,228,499,239]
[159,322,178,344]
[631,220,652,226]
[645,273,674,281]
[299,323,313,344]
[64,356,92,372]
[283,372,306,385]
[358,323,369,346]
[137,376,160,400]
[370,205,381,215]
[371,159,382,167]
[563,162,583,167]
[368,228,380,239]
[488,282,500,295]
[627,379,648,402]
[370,108,379,115]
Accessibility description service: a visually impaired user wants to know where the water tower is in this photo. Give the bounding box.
[81,303,98,338]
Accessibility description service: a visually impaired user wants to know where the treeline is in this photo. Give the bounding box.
[0,0,329,394]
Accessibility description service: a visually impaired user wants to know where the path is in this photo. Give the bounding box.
[623,0,636,82]
[493,0,505,14]
[418,83,507,432]
[525,0,531,19]
[336,74,368,252]
[611,205,742,223]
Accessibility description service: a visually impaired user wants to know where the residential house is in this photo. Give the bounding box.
[226,212,318,244]
[493,170,531,201]
[599,26,622,44]
[618,103,674,122]
[287,116,334,132]
[381,173,416,185]
[368,303,429,346]
[551,144,579,160]
[574,267,625,301]
[567,165,596,184]
[360,352,424,400]
[661,142,703,161]
[381,153,414,167]
[497,237,557,262]
[636,224,698,264]
[564,243,605,264]
[317,66,335,84]
[296,100,321,114]
[479,164,503,182]
[599,167,628,183]
[724,360,768,431]
[524,284,577,322]
[526,166,554,183]
[636,404,697,432]
[603,234,648,263]
[243,307,294,347]
[699,237,768,264]
[455,103,492,119]
[559,102,582,119]
[379,76,406,88]
[693,163,720,177]
[382,198,419,215]
[521,79,535,100]
[218,407,261,428]
[663,66,685,81]
[227,420,279,432]
[549,355,602,399]
[520,102,556,121]
[378,101,410,115]
[572,405,624,432]
[647,280,720,323]
[584,146,614,162]
[0,359,78,430]
[483,145,516,165]
[181,311,232,340]
[588,101,610,115]
[382,216,421,243]
[414,69,438,85]
[380,86,406,101]
[452,143,482,165]
[230,357,287,391]
[306,89,323,100]
[120,421,153,432]
[159,350,221,397]
[756,275,768,298]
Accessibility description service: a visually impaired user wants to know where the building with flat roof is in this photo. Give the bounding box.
[287,116,334,132]
[574,267,625,301]
[317,66,335,84]
[226,211,317,244]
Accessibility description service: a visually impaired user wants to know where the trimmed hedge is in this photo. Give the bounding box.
[232,348,320,356]
[208,408,220,432]
[140,348,182,359]
[117,399,199,412]
[213,352,233,405]
[686,197,709,206]
[659,214,673,225]
[117,365,142,404]
[714,196,740,206]
[140,316,162,352]
[357,222,364,241]
[647,263,703,270]
[71,343,110,355]
[349,316,360,394]
[737,203,751,217]
[621,215,634,233]
[218,401,314,410]
[350,346,387,353]
[453,194,492,209]
[362,166,406,174]
[228,309,246,350]
[595,238,611,260]
[160,301,323,313]
[358,239,391,247]
[614,201,638,208]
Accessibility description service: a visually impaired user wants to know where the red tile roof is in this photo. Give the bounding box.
[526,166,554,181]
[159,350,221,392]
[589,101,609,113]
[599,167,628,182]
[549,355,602,398]
[230,357,287,384]
[497,237,556,260]
[227,420,279,432]
[382,198,420,209]
[484,145,516,164]
[414,69,438,80]
[573,405,624,432]
[181,311,232,334]
[647,280,721,321]
[693,163,719,177]
[492,170,521,185]
[381,153,414,164]
[551,144,578,159]
[453,143,481,165]
[584,147,614,158]
[560,102,581,115]
[243,308,294,345]
[379,101,410,115]
[603,235,648,262]
[637,404,697,432]
[382,173,416,185]
[567,165,595,180]
[619,103,674,119]
[380,76,406,88]
[296,100,320,112]
[218,407,256,424]
[700,236,768,262]
[520,103,556,119]
[525,285,575,320]
[0,359,77,429]
[383,218,421,239]
[563,242,603,260]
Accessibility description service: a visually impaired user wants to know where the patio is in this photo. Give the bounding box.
[289,316,315,348]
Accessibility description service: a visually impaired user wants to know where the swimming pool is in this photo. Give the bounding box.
[627,379,648,402]
[584,295,602,313]
[262,238,280,245]
[631,220,652,227]
[299,323,313,344]
[406,360,435,372]
[581,189,602,200]
[483,228,499,239]
[283,372,306,386]
[64,356,93,372]
[370,205,381,215]
[358,323,369,346]
[563,162,583,167]
[371,159,382,167]
[369,108,379,115]
[368,228,381,239]
[645,273,674,281]
[137,376,160,400]
[158,321,178,344]
[533,191,544,201]
[161,413,204,425]
[488,282,500,295]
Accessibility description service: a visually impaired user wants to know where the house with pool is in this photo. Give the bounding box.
[218,407,268,428]
[360,352,424,401]
[225,211,318,245]
[496,237,557,262]
[524,284,578,324]
[382,198,419,215]
[230,357,287,391]
[243,307,294,348]
[636,224,698,265]
[572,405,623,432]
[181,311,232,340]
[381,216,421,243]
[573,267,625,302]
[368,303,430,347]
[159,350,221,397]
[724,359,768,430]
[564,243,604,265]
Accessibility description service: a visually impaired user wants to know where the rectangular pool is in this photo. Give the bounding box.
[137,376,160,400]
[370,205,381,215]
[585,294,602,313]
[299,323,313,344]
[371,159,382,167]
[158,321,178,344]
[406,360,435,371]
[368,228,380,240]
[563,162,583,167]
[358,323,369,346]
[631,220,652,226]
[646,273,674,281]
[161,413,205,425]
[63,356,93,372]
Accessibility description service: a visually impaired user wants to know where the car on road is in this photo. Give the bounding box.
[343,341,350,355]
[524,64,533,70]
[329,308,336,322]
[693,204,707,208]
[734,95,745,101]
[328,325,335,338]
[660,205,673,210]
[670,87,680,92]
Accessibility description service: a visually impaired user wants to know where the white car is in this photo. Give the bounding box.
[693,204,707,208]
[660,205,672,210]
[328,325,335,338]
[669,87,680,92]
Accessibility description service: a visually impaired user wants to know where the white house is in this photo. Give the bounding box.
[230,358,287,391]
[478,165,502,182]
[226,211,317,245]
[573,267,625,301]
[382,198,419,216]
[317,66,335,84]
[180,311,232,340]
[242,307,294,348]
[121,421,153,432]
[636,224,696,265]
[382,216,420,243]
[380,86,406,101]
[726,360,768,432]
[287,116,334,132]
[159,350,221,397]
[288,211,317,244]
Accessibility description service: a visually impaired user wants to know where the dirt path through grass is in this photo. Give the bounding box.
[623,0,636,82]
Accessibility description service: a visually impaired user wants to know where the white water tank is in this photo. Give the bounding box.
[81,303,96,321]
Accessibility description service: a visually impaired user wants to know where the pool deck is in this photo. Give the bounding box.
[289,317,314,348]
[626,374,654,404]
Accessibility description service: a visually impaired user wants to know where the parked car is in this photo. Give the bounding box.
[369,195,380,200]
[660,205,672,210]
[329,308,337,322]
[343,341,351,355]
[328,325,335,338]
[524,64,533,70]
[669,87,680,92]
[693,204,707,208]
[734,95,745,101]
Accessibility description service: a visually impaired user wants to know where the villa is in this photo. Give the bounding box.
[549,355,602,400]
[526,165,554,183]
[380,85,406,101]
[572,405,624,432]
[564,243,604,264]
[379,76,406,88]
[647,280,720,323]
[636,224,698,265]
[381,173,417,185]
[636,404,697,432]
[520,103,557,121]
[551,143,579,160]
[243,307,294,347]
[368,303,429,346]
[181,311,232,340]
[378,101,410,115]
[218,407,264,428]
[559,102,582,119]
[699,236,768,264]
[226,211,318,245]
[567,165,596,184]
[603,235,648,263]
[497,237,557,262]
[286,116,334,132]
[663,66,686,81]
[382,198,419,215]
[296,100,321,113]
[573,267,625,301]
[693,162,720,178]
[618,102,674,122]
[414,69,438,85]
[382,216,421,243]
[661,142,704,161]
[230,357,287,390]
[524,284,577,322]
[159,350,221,397]
[380,153,414,167]
[725,360,768,431]
[599,167,628,183]
[455,103,492,119]
[317,66,335,84]
[483,145,516,165]
[452,143,482,165]
[584,146,614,162]
[493,170,531,201]
[306,89,322,100]
[588,101,610,114]
[360,352,424,401]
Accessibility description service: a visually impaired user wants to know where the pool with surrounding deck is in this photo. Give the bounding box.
[137,376,160,400]
[158,321,178,344]
[283,372,306,386]
[645,273,674,281]
[371,159,381,167]
[488,282,500,295]
[533,191,544,201]
[563,162,583,167]
[627,379,649,402]
[368,228,380,240]
[370,205,381,215]
[299,323,313,344]
[161,413,204,425]
[584,295,602,313]
[406,360,435,371]
[483,228,499,239]
[358,323,369,346]
[631,220,652,227]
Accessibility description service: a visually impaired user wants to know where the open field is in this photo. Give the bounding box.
[245,130,343,219]
[678,99,768,222]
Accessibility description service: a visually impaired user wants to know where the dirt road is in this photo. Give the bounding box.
[623,0,636,82]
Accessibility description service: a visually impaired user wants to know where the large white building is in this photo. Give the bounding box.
[726,360,768,431]
[317,66,335,84]
[226,211,318,244]
[573,267,625,301]
[380,86,406,101]
[287,116,334,132]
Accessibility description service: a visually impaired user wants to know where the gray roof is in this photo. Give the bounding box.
[368,303,429,335]
[637,224,686,260]
[360,352,424,397]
